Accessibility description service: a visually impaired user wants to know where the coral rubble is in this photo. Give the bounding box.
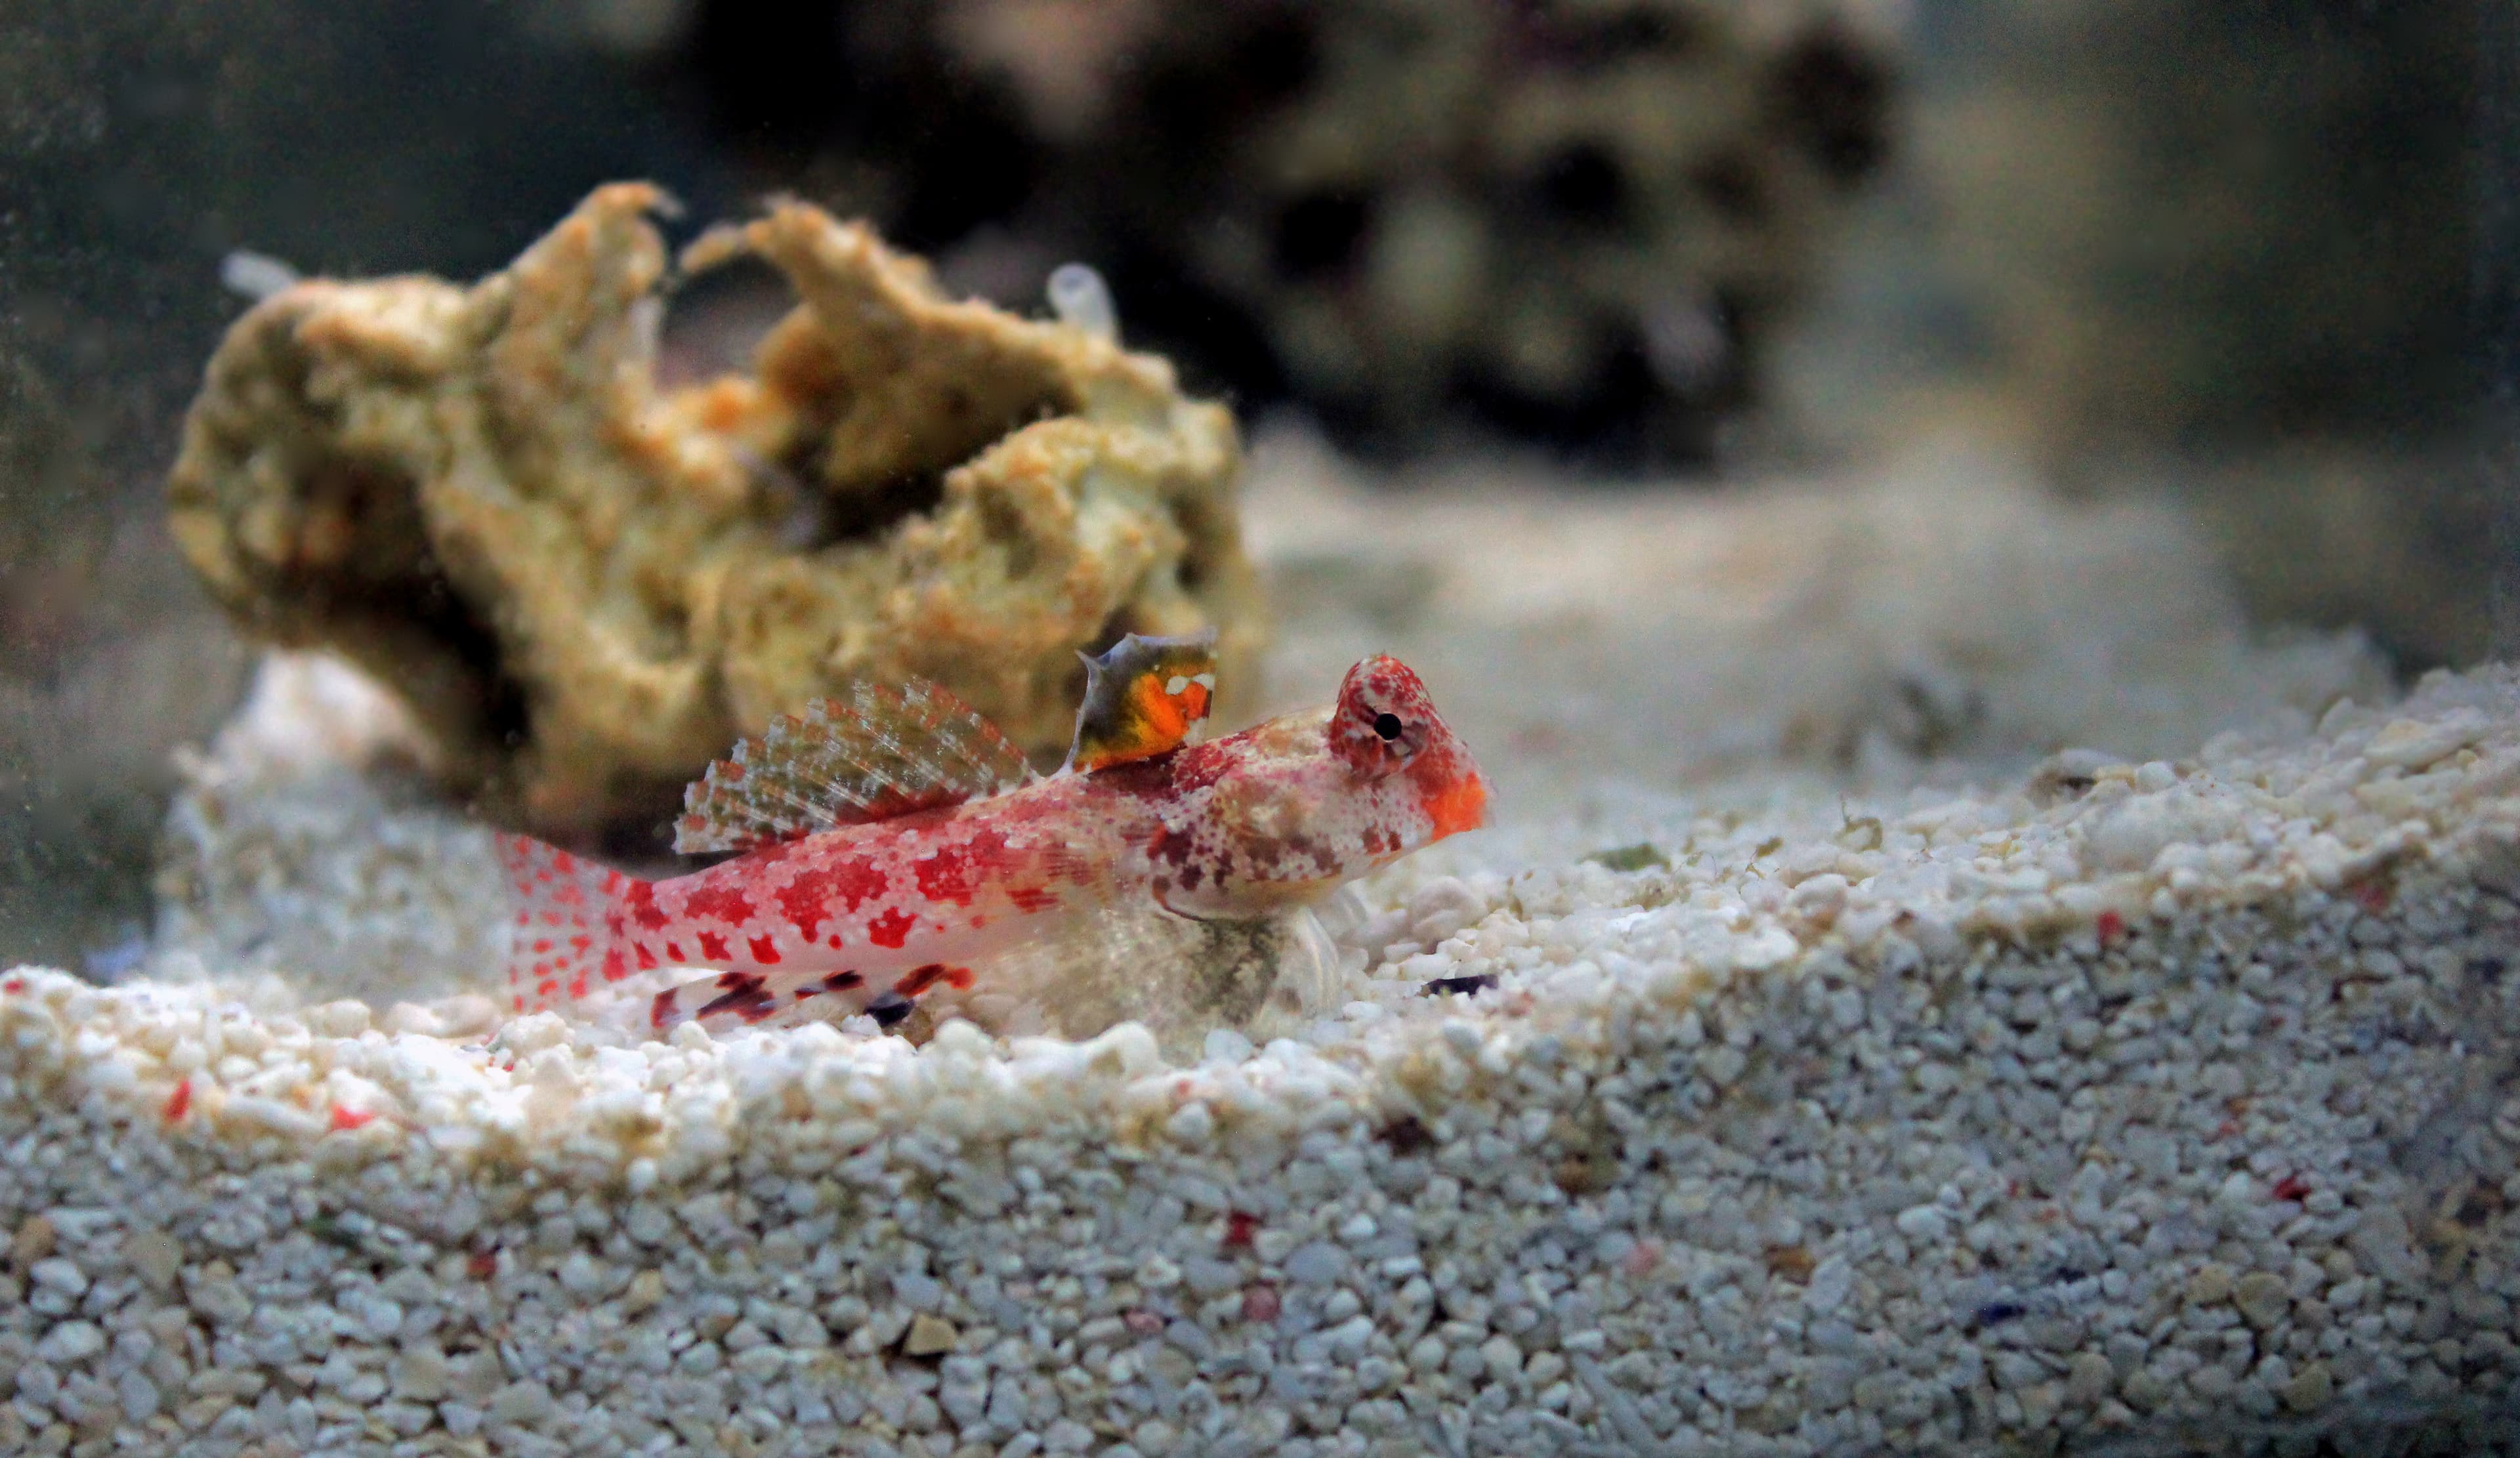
[167,183,1259,841]
[9,660,2520,1455]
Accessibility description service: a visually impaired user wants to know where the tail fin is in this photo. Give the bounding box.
[496,833,633,1014]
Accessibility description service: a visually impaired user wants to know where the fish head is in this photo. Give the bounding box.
[1326,654,1488,844]
[1145,655,1487,917]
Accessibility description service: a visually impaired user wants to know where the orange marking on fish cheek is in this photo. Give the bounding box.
[1420,775,1488,839]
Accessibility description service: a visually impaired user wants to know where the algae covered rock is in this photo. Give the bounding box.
[166,183,1259,841]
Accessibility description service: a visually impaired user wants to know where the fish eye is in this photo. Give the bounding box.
[1373,711,1403,741]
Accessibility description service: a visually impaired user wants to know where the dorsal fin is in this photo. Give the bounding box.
[674,679,1031,854]
[1064,629,1218,774]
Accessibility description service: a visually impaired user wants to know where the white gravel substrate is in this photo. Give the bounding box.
[12,663,2520,1455]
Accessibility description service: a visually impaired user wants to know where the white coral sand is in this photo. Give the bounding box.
[4,449,2516,1456]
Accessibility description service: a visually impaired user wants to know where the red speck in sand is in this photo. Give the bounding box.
[330,1104,377,1132]
[2,977,23,994]
[1242,1283,1280,1323]
[1223,1211,1261,1249]
[2347,879,2391,915]
[1621,1241,1662,1278]
[162,1079,192,1123]
[2095,910,2125,946]
[2271,1173,2310,1203]
[1123,1309,1164,1337]
[468,1249,499,1280]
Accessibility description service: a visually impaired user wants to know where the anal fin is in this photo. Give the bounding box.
[648,962,976,1036]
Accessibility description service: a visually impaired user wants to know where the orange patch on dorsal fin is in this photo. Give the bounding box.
[1065,629,1217,774]
[675,678,1032,854]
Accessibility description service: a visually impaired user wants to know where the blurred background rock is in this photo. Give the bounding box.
[0,0,2492,967]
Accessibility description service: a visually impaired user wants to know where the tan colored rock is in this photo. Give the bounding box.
[10,1213,54,1268]
[2282,1360,2334,1413]
[2184,1261,2233,1307]
[902,1312,959,1356]
[2233,1270,2292,1329]
[168,182,1259,838]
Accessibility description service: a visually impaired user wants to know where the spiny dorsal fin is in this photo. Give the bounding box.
[1065,629,1217,774]
[675,679,1030,854]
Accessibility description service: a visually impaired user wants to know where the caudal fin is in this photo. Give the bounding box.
[496,833,633,1014]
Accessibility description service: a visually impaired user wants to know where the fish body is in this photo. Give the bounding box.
[500,647,1486,1033]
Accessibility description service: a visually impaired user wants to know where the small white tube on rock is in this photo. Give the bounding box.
[1047,262,1118,342]
[220,250,301,302]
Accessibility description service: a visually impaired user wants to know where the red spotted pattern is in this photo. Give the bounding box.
[774,856,889,940]
[866,907,916,949]
[680,881,755,925]
[494,654,1486,1038]
[623,879,668,930]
